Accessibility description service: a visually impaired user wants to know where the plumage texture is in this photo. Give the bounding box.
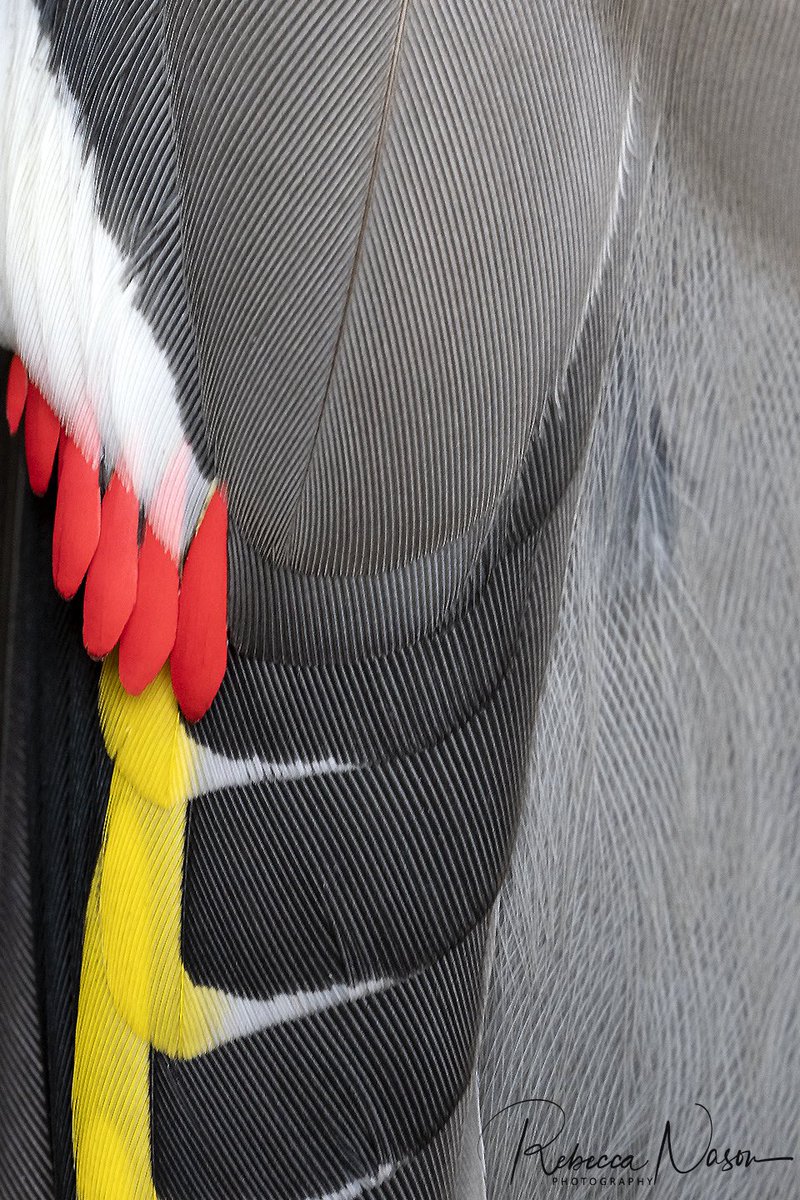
[156,0,633,573]
[480,5,800,1196]
[0,0,212,555]
[51,432,101,601]
[0,403,55,1200]
[0,2,798,1199]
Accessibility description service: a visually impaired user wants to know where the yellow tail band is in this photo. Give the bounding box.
[73,658,230,1200]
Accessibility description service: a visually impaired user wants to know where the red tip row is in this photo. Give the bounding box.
[53,429,102,598]
[6,355,227,721]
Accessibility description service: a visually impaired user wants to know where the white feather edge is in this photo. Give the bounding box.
[0,0,207,557]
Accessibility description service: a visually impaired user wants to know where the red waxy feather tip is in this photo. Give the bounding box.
[6,354,27,435]
[83,473,139,659]
[52,433,101,599]
[171,488,228,722]
[119,522,179,695]
[24,384,60,496]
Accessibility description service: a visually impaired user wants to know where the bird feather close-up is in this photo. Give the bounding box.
[0,2,797,1199]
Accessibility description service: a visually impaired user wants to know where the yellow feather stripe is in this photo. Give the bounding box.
[73,875,155,1200]
[72,658,231,1199]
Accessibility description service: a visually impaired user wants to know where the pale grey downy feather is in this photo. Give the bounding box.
[481,5,800,1197]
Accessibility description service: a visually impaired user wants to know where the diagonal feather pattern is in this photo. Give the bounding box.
[1,0,649,1195]
[1,3,798,1200]
[480,7,800,1198]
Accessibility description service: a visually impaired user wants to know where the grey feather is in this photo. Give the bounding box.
[0,2,798,1199]
[481,6,800,1197]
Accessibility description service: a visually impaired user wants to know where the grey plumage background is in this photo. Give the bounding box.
[0,0,798,1197]
[481,4,800,1196]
